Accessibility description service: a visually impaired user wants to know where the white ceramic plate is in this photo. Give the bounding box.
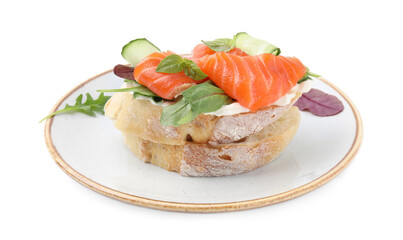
[44,69,362,212]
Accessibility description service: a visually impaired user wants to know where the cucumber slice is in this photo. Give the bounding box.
[234,32,281,56]
[121,38,161,66]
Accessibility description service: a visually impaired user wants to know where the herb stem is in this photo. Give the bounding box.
[97,88,138,93]
[39,108,82,123]
[308,71,321,78]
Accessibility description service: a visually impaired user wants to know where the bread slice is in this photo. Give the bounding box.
[105,92,301,145]
[121,107,301,177]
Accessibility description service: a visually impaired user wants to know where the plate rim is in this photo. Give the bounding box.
[44,68,363,213]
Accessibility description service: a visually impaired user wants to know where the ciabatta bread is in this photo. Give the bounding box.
[121,107,300,176]
[105,92,301,145]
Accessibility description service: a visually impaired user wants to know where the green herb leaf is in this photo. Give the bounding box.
[124,79,137,83]
[155,54,185,73]
[271,48,281,56]
[176,110,199,125]
[298,68,321,84]
[182,59,208,81]
[202,38,235,52]
[40,93,111,123]
[183,82,232,114]
[160,82,231,126]
[97,87,140,93]
[132,85,163,103]
[132,86,160,97]
[307,71,321,78]
[156,54,207,81]
[297,74,311,84]
[97,86,163,103]
[160,98,193,127]
[182,81,225,102]
[190,94,230,113]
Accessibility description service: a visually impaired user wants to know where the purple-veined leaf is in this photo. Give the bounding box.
[294,88,344,116]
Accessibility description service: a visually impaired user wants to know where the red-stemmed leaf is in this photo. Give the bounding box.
[294,88,344,116]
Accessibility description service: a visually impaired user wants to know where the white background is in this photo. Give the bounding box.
[1,0,402,239]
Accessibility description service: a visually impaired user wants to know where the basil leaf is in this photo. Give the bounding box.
[190,94,230,113]
[176,110,199,125]
[160,82,231,126]
[156,55,207,81]
[182,81,225,102]
[155,54,185,73]
[202,38,235,52]
[182,59,208,81]
[183,82,231,114]
[160,98,192,127]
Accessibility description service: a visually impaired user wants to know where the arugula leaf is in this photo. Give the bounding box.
[97,87,141,93]
[160,82,231,127]
[40,93,111,123]
[156,54,207,81]
[97,86,163,103]
[202,38,235,52]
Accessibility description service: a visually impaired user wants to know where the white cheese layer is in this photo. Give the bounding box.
[121,80,313,116]
[272,79,313,106]
[205,80,313,116]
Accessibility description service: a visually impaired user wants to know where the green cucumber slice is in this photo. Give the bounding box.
[234,32,281,56]
[121,38,161,66]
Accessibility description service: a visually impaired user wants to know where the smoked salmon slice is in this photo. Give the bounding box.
[192,44,248,58]
[196,52,307,111]
[133,51,197,100]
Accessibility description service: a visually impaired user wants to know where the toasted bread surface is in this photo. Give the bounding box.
[121,107,301,177]
[105,92,301,145]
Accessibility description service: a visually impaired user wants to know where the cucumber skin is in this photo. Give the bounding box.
[235,32,281,56]
[121,38,161,66]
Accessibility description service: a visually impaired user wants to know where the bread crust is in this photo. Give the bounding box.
[121,107,301,177]
[105,92,301,145]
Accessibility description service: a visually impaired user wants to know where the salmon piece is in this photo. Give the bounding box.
[133,51,197,100]
[192,44,248,58]
[196,52,307,111]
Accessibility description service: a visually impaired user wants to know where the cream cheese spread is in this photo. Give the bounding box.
[120,80,313,116]
[205,80,313,116]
